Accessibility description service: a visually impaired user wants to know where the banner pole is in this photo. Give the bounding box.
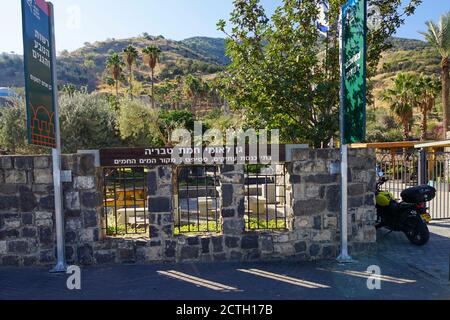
[48,2,67,273]
[338,6,353,263]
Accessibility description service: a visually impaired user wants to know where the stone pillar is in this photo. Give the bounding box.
[347,148,377,254]
[289,149,340,259]
[219,165,245,236]
[288,148,377,259]
[62,153,102,265]
[147,166,174,261]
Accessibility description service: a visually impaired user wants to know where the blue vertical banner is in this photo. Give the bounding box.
[21,0,56,148]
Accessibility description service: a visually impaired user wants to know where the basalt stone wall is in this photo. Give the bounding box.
[0,148,377,267]
[289,148,377,258]
[0,154,102,266]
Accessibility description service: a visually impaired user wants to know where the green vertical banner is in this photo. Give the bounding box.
[341,0,367,144]
[21,0,56,148]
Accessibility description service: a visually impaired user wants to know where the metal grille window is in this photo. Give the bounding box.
[244,164,287,230]
[175,166,221,234]
[102,167,148,236]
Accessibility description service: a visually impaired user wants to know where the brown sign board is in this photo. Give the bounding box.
[100,145,286,167]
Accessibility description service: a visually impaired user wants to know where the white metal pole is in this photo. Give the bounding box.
[338,7,353,263]
[48,2,67,273]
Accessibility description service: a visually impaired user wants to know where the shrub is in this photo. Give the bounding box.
[117,99,165,147]
[0,99,49,154]
[59,92,122,153]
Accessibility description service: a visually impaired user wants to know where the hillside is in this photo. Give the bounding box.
[0,35,228,91]
[181,37,230,65]
[1,35,442,105]
[367,37,443,142]
[372,38,441,109]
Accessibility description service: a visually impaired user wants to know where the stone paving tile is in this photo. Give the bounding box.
[377,220,450,286]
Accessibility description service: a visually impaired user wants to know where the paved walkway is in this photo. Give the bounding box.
[377,220,450,286]
[1,255,449,300]
[1,221,450,300]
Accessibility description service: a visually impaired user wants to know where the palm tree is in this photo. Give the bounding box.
[142,45,162,107]
[105,53,125,97]
[382,73,415,141]
[420,12,450,138]
[414,75,441,141]
[122,45,139,98]
[184,75,202,109]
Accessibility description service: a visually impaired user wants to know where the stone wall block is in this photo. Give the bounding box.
[34,156,51,169]
[33,169,53,184]
[0,157,13,170]
[5,170,27,184]
[74,176,96,190]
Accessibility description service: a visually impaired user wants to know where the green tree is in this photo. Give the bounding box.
[59,93,122,152]
[105,53,125,97]
[159,109,196,145]
[414,74,441,141]
[0,95,121,154]
[0,100,27,153]
[382,73,415,140]
[122,45,139,98]
[184,75,202,108]
[420,12,450,137]
[217,0,422,146]
[143,45,162,107]
[117,99,165,146]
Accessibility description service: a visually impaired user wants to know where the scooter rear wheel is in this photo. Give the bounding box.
[404,217,430,246]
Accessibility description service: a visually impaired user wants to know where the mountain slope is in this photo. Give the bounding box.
[372,37,441,109]
[1,36,441,100]
[181,37,230,65]
[0,35,228,91]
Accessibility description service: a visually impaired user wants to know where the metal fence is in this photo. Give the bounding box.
[376,150,450,220]
[102,167,148,236]
[244,164,288,230]
[175,166,221,234]
[425,152,450,220]
[376,150,419,201]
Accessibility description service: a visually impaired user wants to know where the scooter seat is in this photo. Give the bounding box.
[398,202,415,208]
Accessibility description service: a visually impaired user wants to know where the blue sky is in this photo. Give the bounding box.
[1,0,449,54]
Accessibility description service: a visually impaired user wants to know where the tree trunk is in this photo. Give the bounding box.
[442,57,449,138]
[403,122,409,141]
[151,68,155,108]
[129,66,133,99]
[115,80,119,97]
[421,107,428,141]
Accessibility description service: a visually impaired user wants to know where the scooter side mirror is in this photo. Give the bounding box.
[376,168,385,178]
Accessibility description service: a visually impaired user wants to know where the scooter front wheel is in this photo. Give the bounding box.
[404,217,430,246]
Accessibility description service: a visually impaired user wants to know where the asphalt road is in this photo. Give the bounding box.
[1,255,449,300]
